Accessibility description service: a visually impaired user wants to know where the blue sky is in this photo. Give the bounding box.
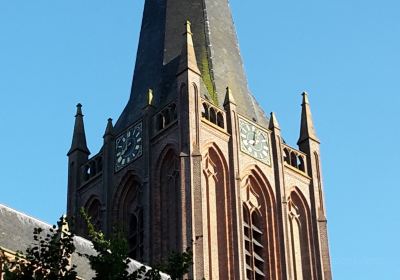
[1,0,399,279]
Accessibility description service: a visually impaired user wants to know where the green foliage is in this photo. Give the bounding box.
[1,217,78,280]
[156,249,193,280]
[80,208,193,280]
[199,49,218,106]
[80,208,149,280]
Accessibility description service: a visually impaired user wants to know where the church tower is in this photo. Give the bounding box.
[67,0,332,279]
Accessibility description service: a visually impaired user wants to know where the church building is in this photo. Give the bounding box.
[67,0,333,279]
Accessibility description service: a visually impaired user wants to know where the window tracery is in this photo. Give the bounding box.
[241,170,279,280]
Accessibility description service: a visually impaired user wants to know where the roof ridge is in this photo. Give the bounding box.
[0,203,53,229]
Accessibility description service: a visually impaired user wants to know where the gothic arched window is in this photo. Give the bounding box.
[114,177,144,261]
[128,206,143,259]
[202,146,230,279]
[159,150,180,256]
[288,189,314,280]
[241,169,280,280]
[86,197,102,231]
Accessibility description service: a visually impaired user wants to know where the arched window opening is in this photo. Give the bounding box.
[283,148,290,165]
[157,113,166,131]
[290,152,298,168]
[288,190,313,280]
[210,108,217,124]
[86,198,102,231]
[128,206,144,259]
[203,147,229,278]
[298,156,306,172]
[217,112,225,128]
[163,109,171,126]
[159,150,180,257]
[114,178,144,261]
[202,103,210,120]
[241,170,279,279]
[83,165,90,181]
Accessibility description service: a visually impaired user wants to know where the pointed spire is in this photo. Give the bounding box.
[103,118,114,138]
[269,112,281,130]
[224,87,236,106]
[68,103,90,156]
[298,92,319,145]
[177,20,201,76]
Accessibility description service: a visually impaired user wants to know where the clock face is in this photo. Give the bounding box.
[239,118,271,165]
[115,122,143,172]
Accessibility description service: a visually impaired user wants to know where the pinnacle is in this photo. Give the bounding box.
[68,104,90,156]
[177,20,201,76]
[104,118,114,138]
[269,112,280,130]
[224,87,236,106]
[184,20,192,35]
[298,92,319,145]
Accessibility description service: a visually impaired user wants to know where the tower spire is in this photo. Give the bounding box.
[114,0,269,132]
[68,103,90,156]
[298,92,319,145]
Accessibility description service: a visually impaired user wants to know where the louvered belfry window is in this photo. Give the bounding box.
[243,204,266,280]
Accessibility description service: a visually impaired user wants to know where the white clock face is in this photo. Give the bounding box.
[115,122,143,172]
[239,118,271,165]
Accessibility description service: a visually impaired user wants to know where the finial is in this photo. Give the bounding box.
[184,20,192,35]
[269,112,281,130]
[76,103,83,116]
[302,91,310,105]
[224,86,236,106]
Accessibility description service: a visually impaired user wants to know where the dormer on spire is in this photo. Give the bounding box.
[68,103,90,156]
[177,20,201,76]
[298,92,320,145]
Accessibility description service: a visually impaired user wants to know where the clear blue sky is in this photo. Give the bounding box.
[1,0,399,279]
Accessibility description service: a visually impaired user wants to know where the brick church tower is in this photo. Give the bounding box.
[67,0,332,279]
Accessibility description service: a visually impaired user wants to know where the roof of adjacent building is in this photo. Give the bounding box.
[115,0,269,132]
[0,204,170,280]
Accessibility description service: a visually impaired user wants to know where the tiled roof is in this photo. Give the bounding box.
[0,204,170,280]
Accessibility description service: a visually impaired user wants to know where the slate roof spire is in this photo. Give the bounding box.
[115,0,269,132]
[68,103,90,156]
